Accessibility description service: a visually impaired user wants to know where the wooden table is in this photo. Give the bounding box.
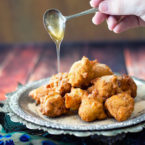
[0,41,145,101]
[0,41,145,144]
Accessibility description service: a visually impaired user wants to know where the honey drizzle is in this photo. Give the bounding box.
[45,12,65,73]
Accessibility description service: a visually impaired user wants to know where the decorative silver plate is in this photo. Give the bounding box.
[1,76,145,137]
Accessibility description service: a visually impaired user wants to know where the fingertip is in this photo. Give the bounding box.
[99,1,109,13]
[90,1,94,7]
[107,17,113,31]
[113,26,121,33]
[90,0,101,8]
[92,15,99,25]
[107,16,118,31]
[92,12,107,25]
[92,16,96,24]
[112,16,140,33]
[113,30,120,33]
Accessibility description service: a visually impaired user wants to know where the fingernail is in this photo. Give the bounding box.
[107,17,113,31]
[107,19,111,30]
[90,0,99,7]
[113,27,119,33]
[107,24,113,31]
[92,16,98,25]
[99,2,108,12]
[92,16,96,24]
[90,1,94,7]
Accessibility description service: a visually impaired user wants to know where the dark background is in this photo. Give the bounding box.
[0,0,145,43]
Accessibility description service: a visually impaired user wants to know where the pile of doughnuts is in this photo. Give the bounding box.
[29,57,137,122]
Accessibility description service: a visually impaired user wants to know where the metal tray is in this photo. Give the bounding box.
[2,76,145,136]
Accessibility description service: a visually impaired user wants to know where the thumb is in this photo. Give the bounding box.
[99,0,138,16]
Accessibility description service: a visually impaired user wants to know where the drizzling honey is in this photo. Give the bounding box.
[43,9,66,73]
[43,8,98,73]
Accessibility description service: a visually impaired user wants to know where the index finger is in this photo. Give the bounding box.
[90,0,103,8]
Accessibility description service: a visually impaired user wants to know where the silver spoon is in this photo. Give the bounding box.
[43,7,98,25]
[43,8,98,73]
[43,8,98,41]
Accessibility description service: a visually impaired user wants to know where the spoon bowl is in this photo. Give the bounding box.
[43,7,98,73]
[43,8,98,42]
[43,9,66,42]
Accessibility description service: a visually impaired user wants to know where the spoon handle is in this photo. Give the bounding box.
[66,8,98,20]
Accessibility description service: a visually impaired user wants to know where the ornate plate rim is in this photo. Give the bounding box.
[9,76,145,131]
[4,101,145,137]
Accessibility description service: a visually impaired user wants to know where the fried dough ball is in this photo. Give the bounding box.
[64,88,88,111]
[40,93,67,117]
[68,57,95,87]
[88,75,121,101]
[49,72,71,96]
[118,75,137,98]
[78,94,107,122]
[105,92,134,121]
[29,85,54,104]
[69,56,113,88]
[29,73,71,104]
[92,63,113,77]
[88,75,137,101]
[29,56,137,122]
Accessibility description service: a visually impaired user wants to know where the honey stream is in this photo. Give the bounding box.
[44,10,66,73]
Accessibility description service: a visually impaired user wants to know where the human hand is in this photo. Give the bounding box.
[90,0,145,33]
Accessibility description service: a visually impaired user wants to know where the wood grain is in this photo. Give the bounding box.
[0,45,41,100]
[0,43,145,101]
[60,43,86,72]
[28,43,82,82]
[0,45,11,67]
[87,44,127,73]
[124,47,145,79]
[28,44,57,82]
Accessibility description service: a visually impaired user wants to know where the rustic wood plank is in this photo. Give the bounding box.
[0,44,12,66]
[87,44,127,73]
[124,47,145,80]
[28,43,81,82]
[0,45,42,100]
[28,43,129,82]
[28,42,128,83]
[28,44,56,82]
[60,43,84,72]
